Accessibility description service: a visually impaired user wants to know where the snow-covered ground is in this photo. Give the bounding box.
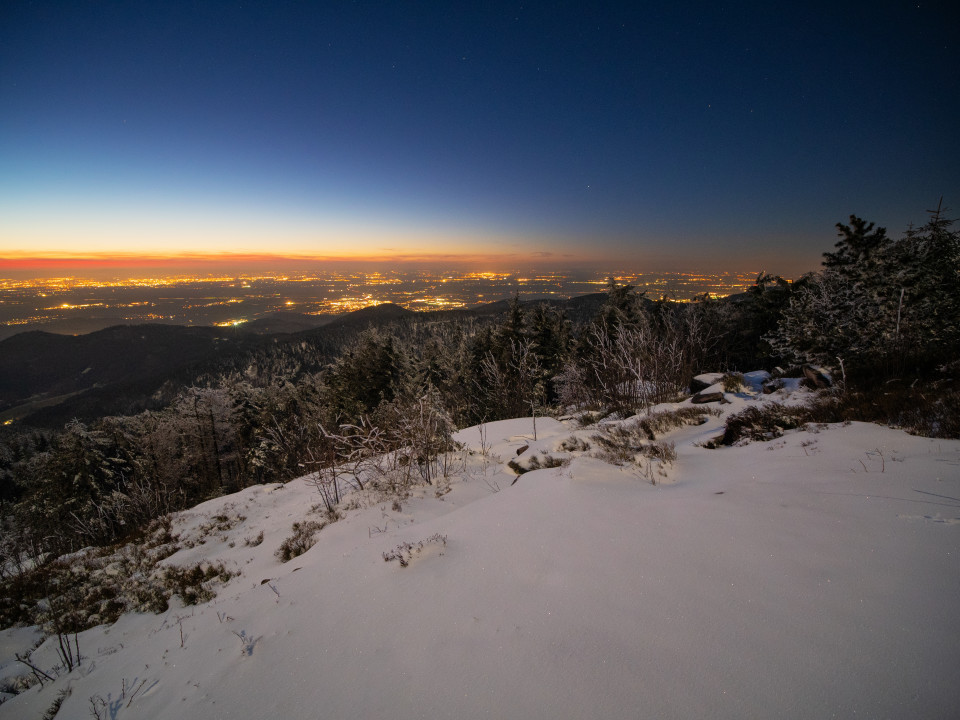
[2,377,959,719]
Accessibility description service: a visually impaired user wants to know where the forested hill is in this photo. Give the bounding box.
[0,295,608,429]
[0,325,264,420]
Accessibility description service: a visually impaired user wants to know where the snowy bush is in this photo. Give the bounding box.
[40,686,70,719]
[558,436,590,452]
[276,520,328,562]
[635,406,718,438]
[0,516,237,631]
[160,563,236,606]
[244,530,265,547]
[711,403,812,446]
[591,423,678,472]
[507,454,566,476]
[721,372,745,392]
[382,534,447,567]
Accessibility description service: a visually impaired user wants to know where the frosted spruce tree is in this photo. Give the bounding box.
[770,203,959,383]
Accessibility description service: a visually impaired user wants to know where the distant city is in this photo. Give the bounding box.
[0,269,760,340]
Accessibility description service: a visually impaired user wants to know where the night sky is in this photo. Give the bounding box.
[1,1,957,276]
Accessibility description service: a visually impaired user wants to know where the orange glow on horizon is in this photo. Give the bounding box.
[0,250,593,276]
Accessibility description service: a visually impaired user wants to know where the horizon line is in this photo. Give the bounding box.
[0,252,787,279]
[0,250,589,266]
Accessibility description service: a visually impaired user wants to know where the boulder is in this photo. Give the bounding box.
[691,391,724,404]
[690,373,723,393]
[802,365,831,389]
[762,378,784,394]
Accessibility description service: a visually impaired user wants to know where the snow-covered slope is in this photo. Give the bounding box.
[3,380,959,719]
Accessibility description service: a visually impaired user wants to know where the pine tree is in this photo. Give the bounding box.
[528,303,570,402]
[17,420,133,552]
[823,216,891,272]
[325,328,403,417]
[887,201,960,367]
[771,205,959,381]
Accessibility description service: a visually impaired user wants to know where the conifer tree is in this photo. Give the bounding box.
[771,204,959,381]
[823,216,891,272]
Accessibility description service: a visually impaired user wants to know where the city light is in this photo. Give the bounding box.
[0,270,761,336]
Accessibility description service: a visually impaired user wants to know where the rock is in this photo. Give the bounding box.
[691,391,724,404]
[690,373,723,393]
[762,378,784,394]
[802,365,831,388]
[742,370,772,392]
[690,378,713,393]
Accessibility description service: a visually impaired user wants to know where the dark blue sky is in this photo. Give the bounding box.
[1,1,957,276]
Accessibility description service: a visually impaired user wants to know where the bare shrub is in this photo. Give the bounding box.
[1,533,236,634]
[635,441,677,485]
[559,436,590,452]
[640,440,677,464]
[636,406,718,439]
[581,306,717,413]
[41,686,71,719]
[507,454,566,476]
[161,562,237,605]
[591,415,684,473]
[576,409,613,427]
[382,534,447,567]
[302,421,361,517]
[803,382,960,438]
[721,371,745,392]
[303,388,456,510]
[275,520,328,562]
[711,403,812,446]
[555,362,591,410]
[592,407,714,463]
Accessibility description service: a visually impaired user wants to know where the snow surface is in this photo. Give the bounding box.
[2,383,959,719]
